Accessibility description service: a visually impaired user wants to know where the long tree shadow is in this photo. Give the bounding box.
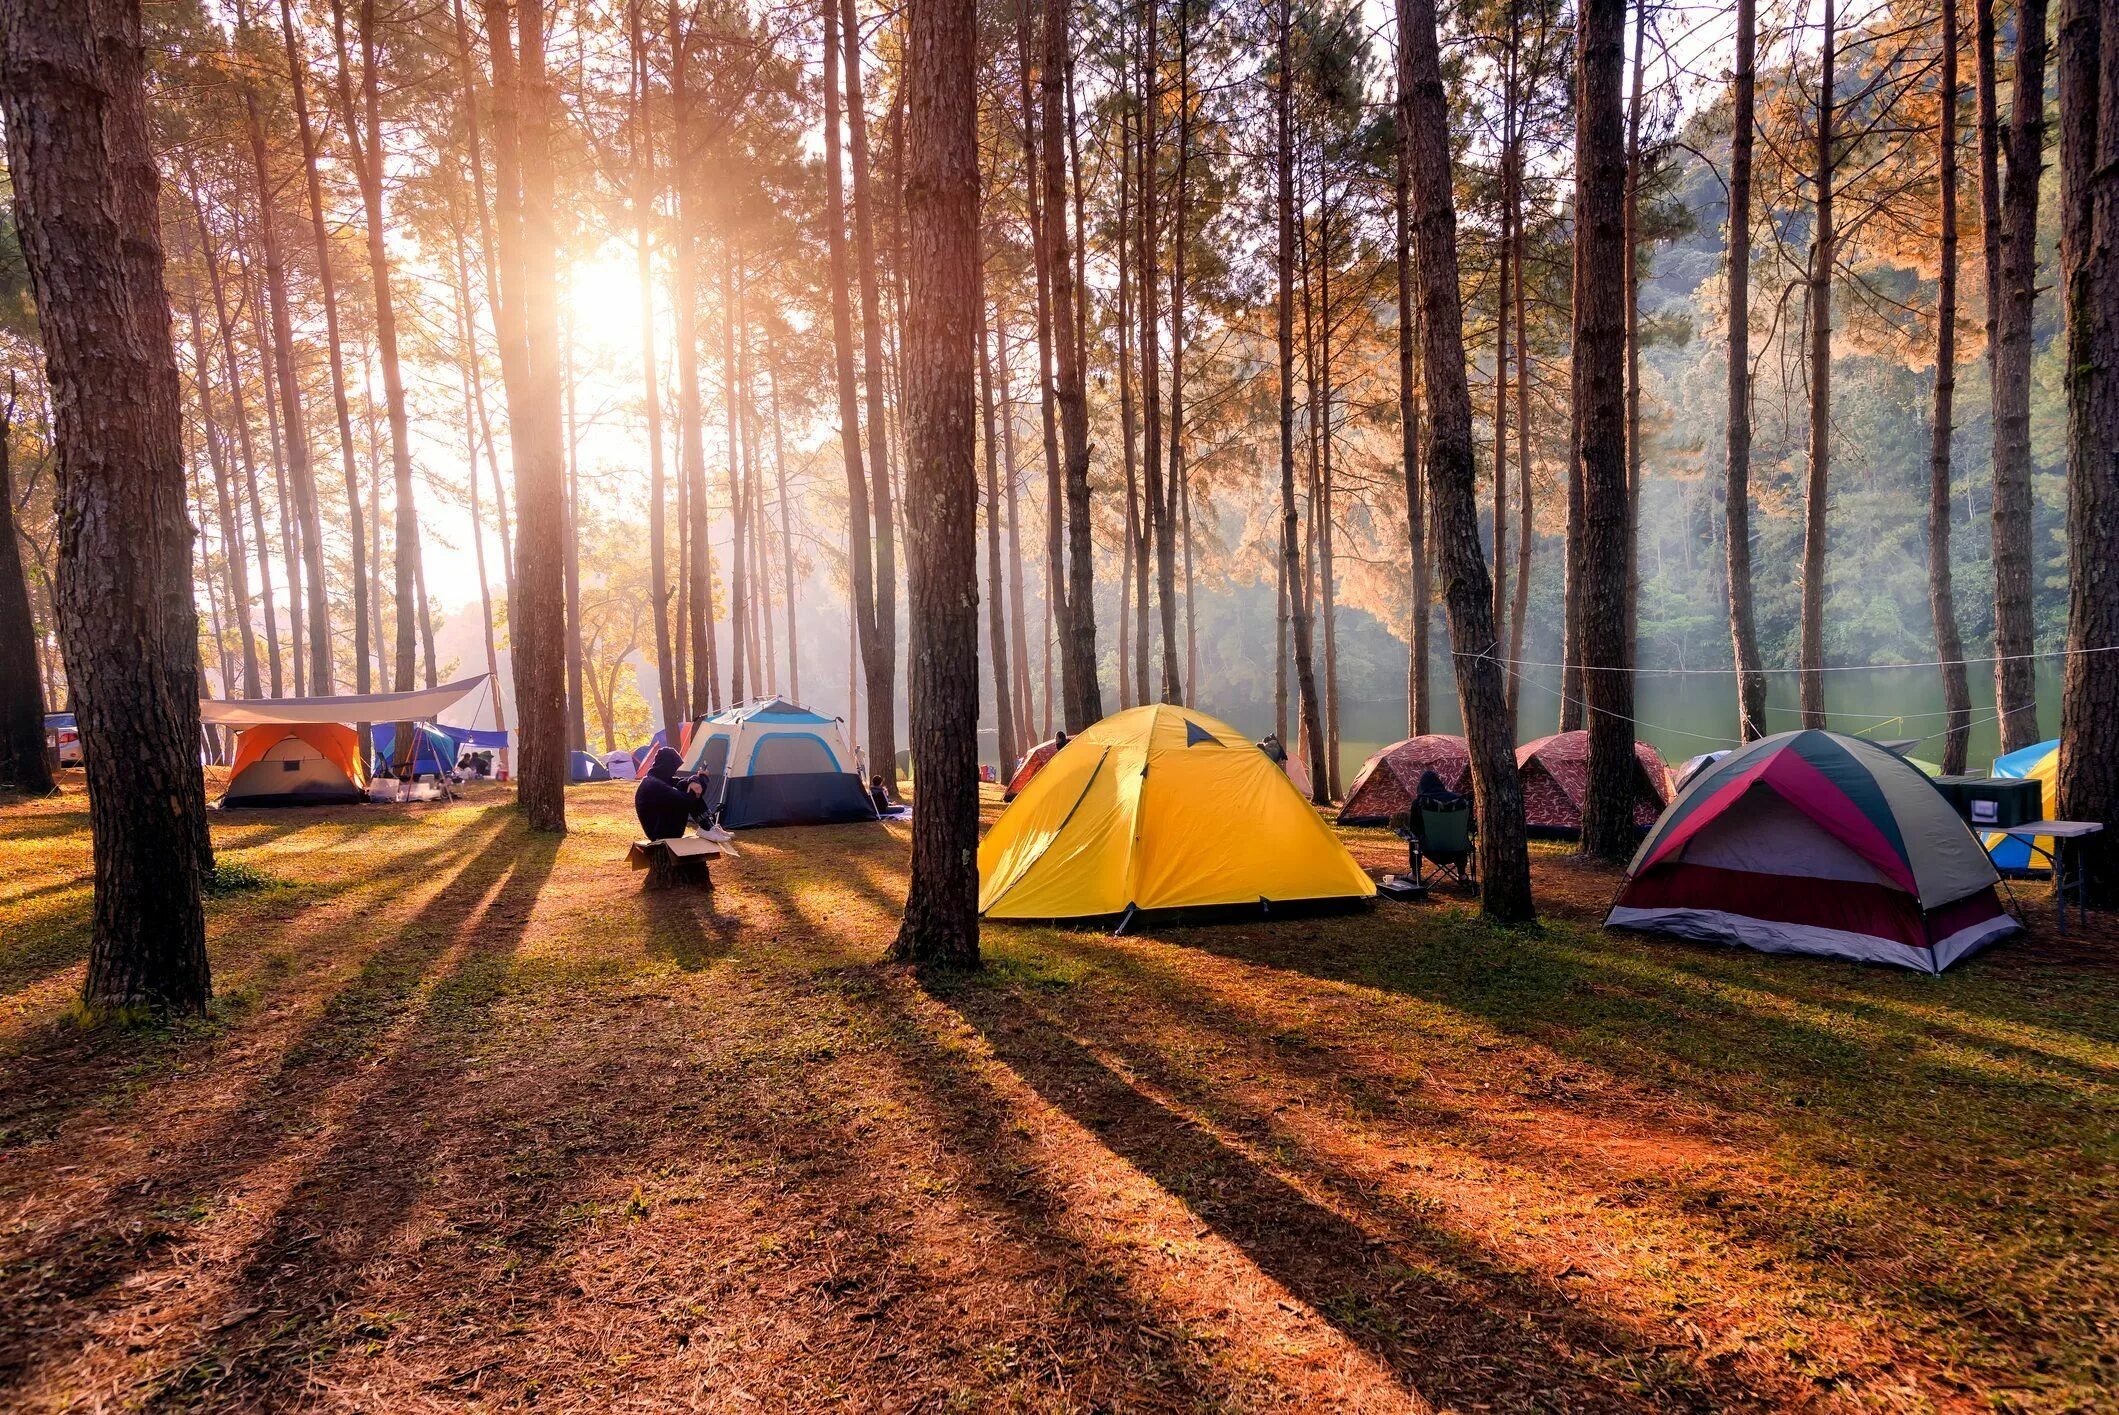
[917,972,1751,1413]
[0,814,538,1394]
[1165,909,2112,1148]
[136,832,561,1405]
[0,816,513,1150]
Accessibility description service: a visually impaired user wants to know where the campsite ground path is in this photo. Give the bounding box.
[0,782,2113,1412]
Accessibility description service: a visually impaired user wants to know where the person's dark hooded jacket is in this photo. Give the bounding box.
[634,747,701,840]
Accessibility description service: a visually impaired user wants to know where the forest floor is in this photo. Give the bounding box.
[0,779,2113,1413]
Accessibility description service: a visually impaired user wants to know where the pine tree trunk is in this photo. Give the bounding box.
[1576,0,1638,862]
[0,0,213,1006]
[669,8,719,718]
[200,195,280,700]
[822,0,882,757]
[1116,83,1140,709]
[563,318,588,747]
[1507,122,1534,733]
[1042,0,1101,726]
[1991,0,2049,752]
[241,231,304,697]
[0,389,53,793]
[1621,0,1645,678]
[1393,6,1429,738]
[451,215,509,756]
[1277,0,1329,804]
[994,304,1036,750]
[275,0,349,695]
[842,0,901,782]
[979,284,1017,775]
[224,230,284,698]
[1798,0,1836,729]
[1017,0,1067,735]
[1725,0,1768,740]
[1931,0,1973,775]
[892,0,981,964]
[628,0,679,739]
[1398,0,1534,919]
[1167,0,1192,707]
[336,0,422,699]
[768,362,799,699]
[2054,0,2117,899]
[183,268,259,699]
[485,0,567,830]
[724,249,749,706]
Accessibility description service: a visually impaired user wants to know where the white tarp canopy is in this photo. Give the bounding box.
[200,676,488,728]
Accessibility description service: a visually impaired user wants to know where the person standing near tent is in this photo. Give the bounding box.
[634,747,707,839]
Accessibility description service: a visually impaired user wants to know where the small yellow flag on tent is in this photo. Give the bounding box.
[979,703,1377,919]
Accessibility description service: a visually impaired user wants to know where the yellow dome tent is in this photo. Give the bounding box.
[979,703,1376,920]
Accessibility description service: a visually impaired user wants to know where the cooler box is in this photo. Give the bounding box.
[1935,774,2041,828]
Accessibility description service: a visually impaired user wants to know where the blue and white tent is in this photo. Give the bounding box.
[678,697,878,828]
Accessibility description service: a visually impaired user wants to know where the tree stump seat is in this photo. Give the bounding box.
[628,836,722,892]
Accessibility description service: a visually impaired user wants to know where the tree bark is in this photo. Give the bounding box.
[1576,0,1637,862]
[1116,79,1140,709]
[669,6,719,717]
[1041,0,1101,726]
[450,212,509,759]
[1167,0,1193,707]
[1798,0,1836,729]
[1621,0,1645,680]
[724,249,749,706]
[0,387,53,793]
[0,0,212,1007]
[994,302,1036,750]
[1930,0,1973,775]
[1394,4,1429,738]
[1398,0,1534,919]
[2054,0,2117,899]
[892,0,981,964]
[1278,0,1328,803]
[822,0,882,757]
[275,0,351,695]
[842,0,902,781]
[334,0,422,699]
[1725,0,1768,739]
[197,192,280,700]
[563,313,588,747]
[1990,0,2049,752]
[180,261,259,699]
[1016,0,1066,736]
[486,0,567,830]
[979,282,1017,775]
[627,0,679,739]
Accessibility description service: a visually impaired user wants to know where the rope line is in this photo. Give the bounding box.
[1452,642,2119,677]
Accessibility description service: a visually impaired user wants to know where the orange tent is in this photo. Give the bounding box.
[223,723,368,806]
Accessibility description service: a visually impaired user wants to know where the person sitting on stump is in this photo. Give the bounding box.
[635,747,707,840]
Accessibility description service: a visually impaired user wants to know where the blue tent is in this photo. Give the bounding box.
[1985,738,2058,872]
[371,722,459,777]
[678,697,876,828]
[569,750,613,783]
[631,730,669,768]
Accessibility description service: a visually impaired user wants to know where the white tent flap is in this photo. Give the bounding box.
[200,676,488,727]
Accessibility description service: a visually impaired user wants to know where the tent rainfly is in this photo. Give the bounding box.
[1337,735,1472,825]
[222,723,369,806]
[1607,729,2018,973]
[679,697,876,827]
[979,704,1376,921]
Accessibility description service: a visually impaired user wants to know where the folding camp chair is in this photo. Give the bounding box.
[1416,801,1476,889]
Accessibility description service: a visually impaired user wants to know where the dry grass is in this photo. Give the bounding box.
[0,779,2113,1412]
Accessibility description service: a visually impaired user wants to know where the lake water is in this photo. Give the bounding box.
[1212,659,2066,785]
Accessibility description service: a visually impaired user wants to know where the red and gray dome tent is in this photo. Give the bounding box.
[1606,730,2018,973]
[1337,735,1471,826]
